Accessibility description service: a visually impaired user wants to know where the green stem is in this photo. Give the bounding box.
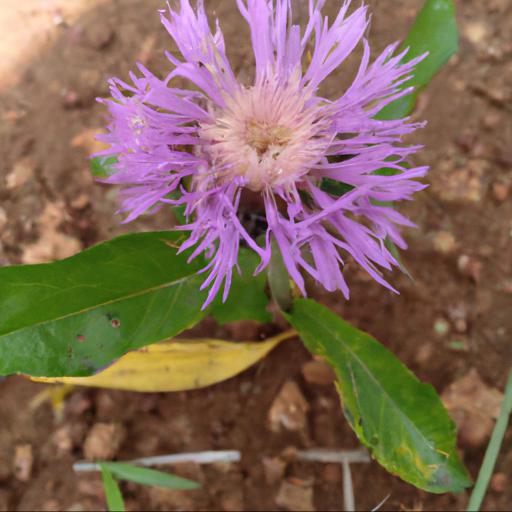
[467,370,512,511]
[268,236,293,312]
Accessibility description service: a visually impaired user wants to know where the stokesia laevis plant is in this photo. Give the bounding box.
[97,0,428,308]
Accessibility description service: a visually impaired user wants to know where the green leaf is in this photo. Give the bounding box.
[288,299,471,493]
[377,0,459,120]
[100,463,200,490]
[211,248,272,325]
[372,168,402,177]
[90,156,118,178]
[385,238,413,280]
[100,466,125,512]
[0,232,207,377]
[165,189,187,226]
[320,178,355,197]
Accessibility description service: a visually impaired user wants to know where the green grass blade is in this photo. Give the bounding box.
[100,466,125,512]
[100,462,200,490]
[467,370,512,511]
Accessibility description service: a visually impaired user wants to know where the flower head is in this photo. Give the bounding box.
[97,0,428,307]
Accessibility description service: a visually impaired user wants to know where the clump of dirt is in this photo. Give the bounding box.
[1,0,511,510]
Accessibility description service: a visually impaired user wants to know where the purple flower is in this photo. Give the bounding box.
[97,0,428,308]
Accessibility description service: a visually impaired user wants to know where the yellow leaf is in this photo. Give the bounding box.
[30,330,295,392]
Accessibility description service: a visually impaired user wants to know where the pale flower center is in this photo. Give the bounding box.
[200,78,329,191]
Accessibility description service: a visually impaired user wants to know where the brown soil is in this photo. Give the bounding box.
[1,0,511,510]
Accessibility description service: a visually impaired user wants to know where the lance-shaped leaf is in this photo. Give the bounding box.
[0,232,207,377]
[30,331,292,391]
[377,0,459,120]
[288,299,471,493]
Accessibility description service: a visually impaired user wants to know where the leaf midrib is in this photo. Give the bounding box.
[0,274,197,341]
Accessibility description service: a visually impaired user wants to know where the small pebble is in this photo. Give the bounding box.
[6,158,34,190]
[482,112,501,130]
[66,392,92,416]
[433,165,485,204]
[457,255,483,282]
[471,142,490,159]
[491,472,507,493]
[454,318,468,334]
[301,359,335,386]
[442,369,503,448]
[415,343,434,364]
[432,231,457,255]
[268,381,310,433]
[464,21,489,45]
[70,194,90,210]
[275,480,315,512]
[13,444,33,481]
[83,423,126,460]
[492,182,509,202]
[61,89,81,109]
[485,86,508,105]
[55,424,85,455]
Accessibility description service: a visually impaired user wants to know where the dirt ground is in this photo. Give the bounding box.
[1,0,511,510]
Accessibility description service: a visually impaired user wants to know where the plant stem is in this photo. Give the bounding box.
[268,236,293,312]
[467,370,512,512]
